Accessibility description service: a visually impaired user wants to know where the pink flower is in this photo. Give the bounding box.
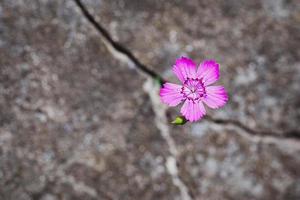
[160,57,228,122]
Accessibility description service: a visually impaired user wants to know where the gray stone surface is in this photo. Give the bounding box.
[0,0,299,200]
[94,0,300,136]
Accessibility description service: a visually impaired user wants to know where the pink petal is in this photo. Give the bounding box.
[203,86,228,109]
[197,60,220,86]
[172,57,197,83]
[180,100,206,122]
[160,83,184,107]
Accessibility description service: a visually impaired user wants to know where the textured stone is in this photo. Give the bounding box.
[0,0,299,200]
[176,123,300,200]
[93,0,300,136]
[0,0,177,199]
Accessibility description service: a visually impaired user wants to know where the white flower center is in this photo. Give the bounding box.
[181,77,206,103]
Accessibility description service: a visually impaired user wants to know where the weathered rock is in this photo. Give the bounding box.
[93,0,300,136]
[0,0,299,200]
[0,0,178,199]
[175,123,300,200]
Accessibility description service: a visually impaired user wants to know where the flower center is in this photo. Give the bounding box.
[181,77,206,103]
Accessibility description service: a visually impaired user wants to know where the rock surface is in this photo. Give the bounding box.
[0,0,299,199]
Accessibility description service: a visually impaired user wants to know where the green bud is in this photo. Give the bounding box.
[171,116,188,125]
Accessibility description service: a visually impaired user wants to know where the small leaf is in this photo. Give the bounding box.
[171,116,187,125]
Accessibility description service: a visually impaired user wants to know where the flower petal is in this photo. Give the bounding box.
[197,60,220,86]
[180,100,206,122]
[203,86,228,109]
[172,57,197,83]
[160,83,184,106]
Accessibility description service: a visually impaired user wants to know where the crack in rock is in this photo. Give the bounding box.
[205,116,300,141]
[73,0,164,82]
[72,0,300,144]
[144,79,193,200]
[207,123,300,154]
[70,0,300,198]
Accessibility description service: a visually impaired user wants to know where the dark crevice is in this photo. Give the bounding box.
[285,130,300,139]
[72,0,300,142]
[205,115,300,140]
[73,0,165,85]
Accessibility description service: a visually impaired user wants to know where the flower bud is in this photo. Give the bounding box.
[171,116,187,125]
